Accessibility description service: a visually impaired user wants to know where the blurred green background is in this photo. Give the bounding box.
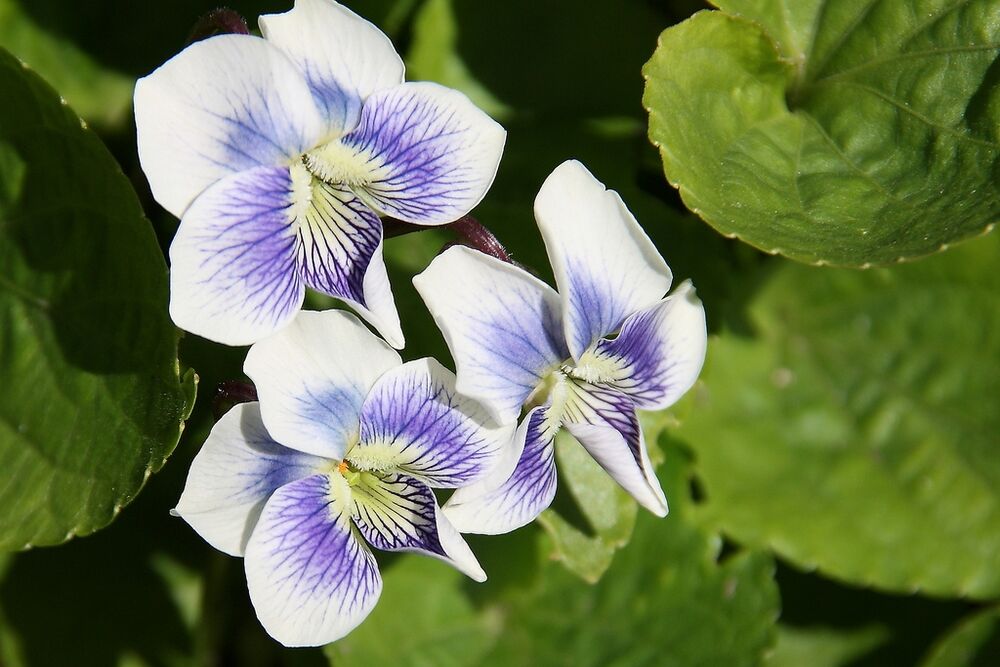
[1,0,998,665]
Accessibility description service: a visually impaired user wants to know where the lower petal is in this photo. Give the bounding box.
[297,178,403,348]
[174,402,327,557]
[169,165,303,345]
[444,407,558,535]
[244,473,382,647]
[563,383,668,517]
[340,81,506,225]
[351,472,486,582]
[581,281,707,410]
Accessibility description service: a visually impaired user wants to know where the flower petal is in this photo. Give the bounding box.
[168,165,304,346]
[297,177,403,348]
[414,246,568,424]
[351,471,486,582]
[563,383,668,516]
[244,310,401,459]
[245,473,382,647]
[174,403,326,557]
[259,0,404,136]
[338,81,506,225]
[353,358,511,487]
[444,407,558,535]
[135,34,324,218]
[582,281,707,410]
[534,160,673,360]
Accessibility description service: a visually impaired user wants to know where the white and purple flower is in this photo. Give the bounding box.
[414,160,708,534]
[173,310,510,646]
[135,0,506,347]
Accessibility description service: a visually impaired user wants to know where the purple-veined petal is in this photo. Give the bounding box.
[244,310,401,459]
[135,34,324,218]
[244,473,381,647]
[168,165,304,346]
[580,281,706,410]
[444,407,558,535]
[297,177,403,348]
[259,0,403,136]
[413,246,568,424]
[353,358,510,487]
[337,81,505,225]
[563,382,667,516]
[174,403,327,557]
[350,471,486,581]
[534,160,673,360]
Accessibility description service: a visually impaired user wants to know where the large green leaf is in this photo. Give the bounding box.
[677,232,1000,596]
[0,48,195,550]
[643,3,1000,267]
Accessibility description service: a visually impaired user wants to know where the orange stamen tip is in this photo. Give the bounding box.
[337,461,349,474]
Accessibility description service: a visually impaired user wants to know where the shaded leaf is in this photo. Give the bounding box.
[920,606,1000,667]
[644,4,1000,266]
[765,624,889,667]
[0,48,195,550]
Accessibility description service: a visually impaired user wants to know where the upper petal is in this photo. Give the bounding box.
[563,382,668,517]
[297,177,403,348]
[244,310,401,459]
[168,165,304,346]
[534,160,673,360]
[444,406,558,535]
[260,0,404,137]
[174,402,327,557]
[337,81,506,225]
[135,34,325,218]
[353,358,511,487]
[244,473,382,647]
[579,281,707,411]
[413,246,569,424]
[351,471,486,582]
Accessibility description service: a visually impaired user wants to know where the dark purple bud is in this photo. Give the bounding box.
[212,380,258,421]
[188,8,250,45]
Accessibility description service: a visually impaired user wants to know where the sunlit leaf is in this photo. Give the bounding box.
[644,4,1000,266]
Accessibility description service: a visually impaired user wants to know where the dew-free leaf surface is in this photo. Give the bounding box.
[644,2,1000,266]
[0,48,195,550]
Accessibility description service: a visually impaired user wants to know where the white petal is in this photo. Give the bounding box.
[413,246,568,424]
[174,403,327,556]
[135,34,324,218]
[168,165,304,346]
[245,473,382,647]
[444,407,558,535]
[563,383,667,516]
[581,281,707,410]
[297,178,404,348]
[353,358,511,487]
[244,310,401,459]
[351,472,486,581]
[259,0,404,136]
[337,82,506,224]
[534,160,673,360]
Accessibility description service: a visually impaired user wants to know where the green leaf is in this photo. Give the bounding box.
[765,624,889,667]
[0,0,134,127]
[0,48,195,550]
[643,4,1000,267]
[677,232,1000,597]
[920,606,1000,667]
[477,439,779,667]
[324,557,502,667]
[535,432,638,583]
